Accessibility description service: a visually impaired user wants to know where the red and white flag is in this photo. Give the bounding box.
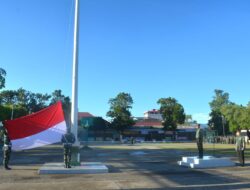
[4,102,67,151]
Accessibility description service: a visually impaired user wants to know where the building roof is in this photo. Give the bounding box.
[177,125,197,129]
[78,112,95,119]
[133,118,163,128]
[177,124,208,129]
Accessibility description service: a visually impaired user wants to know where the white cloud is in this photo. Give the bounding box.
[192,113,210,124]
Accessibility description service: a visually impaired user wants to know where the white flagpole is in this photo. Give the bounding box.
[71,0,79,145]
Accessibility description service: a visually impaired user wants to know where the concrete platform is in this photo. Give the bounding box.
[178,156,235,168]
[38,162,109,174]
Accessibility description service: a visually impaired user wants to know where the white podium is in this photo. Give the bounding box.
[178,156,235,168]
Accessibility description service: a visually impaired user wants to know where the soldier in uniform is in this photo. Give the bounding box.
[196,124,203,159]
[235,130,245,166]
[61,128,76,168]
[130,137,135,145]
[2,126,12,170]
[247,130,250,145]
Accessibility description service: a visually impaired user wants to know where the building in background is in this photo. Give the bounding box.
[144,109,162,120]
[123,109,198,141]
[78,112,113,141]
[78,112,95,126]
[76,110,201,142]
[123,109,165,141]
[123,118,165,141]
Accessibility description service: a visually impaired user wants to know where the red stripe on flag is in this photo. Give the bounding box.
[4,102,65,140]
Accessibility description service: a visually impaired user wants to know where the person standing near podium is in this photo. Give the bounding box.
[235,129,245,166]
[196,124,203,159]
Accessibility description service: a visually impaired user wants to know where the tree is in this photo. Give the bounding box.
[107,92,135,141]
[0,89,29,119]
[16,88,30,107]
[208,89,230,135]
[0,88,50,110]
[209,89,230,111]
[208,110,229,135]
[0,87,69,121]
[0,105,12,121]
[50,90,71,126]
[0,90,18,105]
[157,97,185,131]
[28,92,51,113]
[0,68,6,89]
[0,104,27,121]
[221,104,250,133]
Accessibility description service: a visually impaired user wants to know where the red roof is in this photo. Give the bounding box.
[134,119,163,128]
[78,112,95,119]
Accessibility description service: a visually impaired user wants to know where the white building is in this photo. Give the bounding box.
[144,109,163,120]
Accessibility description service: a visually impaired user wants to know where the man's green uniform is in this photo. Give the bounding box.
[235,135,245,166]
[131,137,135,145]
[2,130,12,170]
[196,127,203,159]
[61,132,76,168]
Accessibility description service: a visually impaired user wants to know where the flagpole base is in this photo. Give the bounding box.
[71,144,81,165]
[38,162,109,174]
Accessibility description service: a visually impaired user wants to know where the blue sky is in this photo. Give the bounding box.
[1,0,250,123]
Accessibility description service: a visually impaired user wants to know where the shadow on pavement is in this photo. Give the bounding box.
[0,145,249,190]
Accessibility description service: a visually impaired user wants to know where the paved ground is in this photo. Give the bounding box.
[1,143,250,190]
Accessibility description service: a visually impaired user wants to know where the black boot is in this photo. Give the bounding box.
[4,165,11,170]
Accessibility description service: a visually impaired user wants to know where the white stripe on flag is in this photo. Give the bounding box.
[11,121,67,151]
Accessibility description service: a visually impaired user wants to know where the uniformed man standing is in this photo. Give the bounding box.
[130,137,135,145]
[61,128,76,168]
[2,127,12,170]
[196,124,203,159]
[235,130,245,166]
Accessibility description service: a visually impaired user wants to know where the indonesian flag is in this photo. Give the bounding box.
[4,102,67,151]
